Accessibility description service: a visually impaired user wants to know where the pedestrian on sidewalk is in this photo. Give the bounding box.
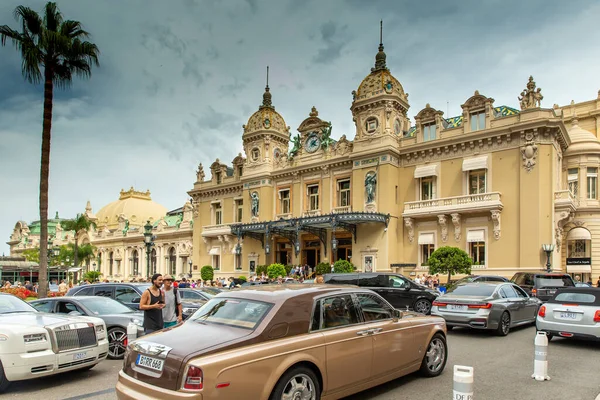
[161,275,182,329]
[139,273,165,335]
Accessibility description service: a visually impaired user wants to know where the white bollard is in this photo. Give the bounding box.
[532,331,551,381]
[127,323,138,345]
[453,365,474,400]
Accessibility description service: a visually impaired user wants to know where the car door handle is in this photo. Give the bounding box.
[370,328,383,334]
[356,330,371,336]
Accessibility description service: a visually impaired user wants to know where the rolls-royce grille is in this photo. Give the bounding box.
[55,327,97,352]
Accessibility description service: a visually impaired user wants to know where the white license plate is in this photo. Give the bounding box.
[73,352,87,360]
[136,354,164,371]
[447,304,468,311]
[559,312,577,320]
[548,290,557,295]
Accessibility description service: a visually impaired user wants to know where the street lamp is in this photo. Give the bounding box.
[542,244,555,273]
[265,243,270,255]
[332,238,338,251]
[143,220,154,278]
[188,259,193,278]
[92,262,96,271]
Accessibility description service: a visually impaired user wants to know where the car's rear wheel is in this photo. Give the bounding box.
[414,299,432,315]
[496,312,511,336]
[270,366,320,400]
[108,327,128,359]
[0,361,11,393]
[420,333,447,377]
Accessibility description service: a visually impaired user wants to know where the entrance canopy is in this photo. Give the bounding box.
[567,227,592,241]
[566,265,592,274]
[230,212,391,256]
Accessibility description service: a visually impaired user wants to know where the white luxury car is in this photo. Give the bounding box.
[0,293,109,392]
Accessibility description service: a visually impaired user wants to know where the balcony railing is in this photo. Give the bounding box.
[201,224,231,237]
[276,213,293,220]
[554,189,579,209]
[403,192,503,217]
[303,209,322,217]
[333,205,352,213]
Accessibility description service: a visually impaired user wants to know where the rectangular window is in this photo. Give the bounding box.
[423,123,436,141]
[235,200,243,222]
[468,169,486,194]
[212,255,221,270]
[421,244,435,265]
[587,167,597,199]
[568,168,579,196]
[338,179,351,207]
[420,177,436,200]
[280,189,291,214]
[215,203,223,225]
[238,166,243,177]
[216,172,222,184]
[308,185,319,211]
[470,111,485,132]
[470,242,486,265]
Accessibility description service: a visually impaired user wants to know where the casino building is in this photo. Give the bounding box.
[188,35,600,283]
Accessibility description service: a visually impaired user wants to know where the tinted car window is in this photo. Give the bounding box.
[483,277,507,282]
[94,286,114,298]
[359,275,387,288]
[388,276,409,288]
[448,285,496,296]
[115,286,139,303]
[356,293,393,322]
[74,286,94,296]
[32,300,54,313]
[553,292,598,304]
[310,301,321,331]
[326,274,359,285]
[181,290,204,300]
[513,285,528,298]
[57,301,83,314]
[499,285,518,298]
[535,276,574,288]
[512,274,534,286]
[321,295,360,329]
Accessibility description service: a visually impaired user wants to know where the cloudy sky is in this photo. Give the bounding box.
[1,0,599,254]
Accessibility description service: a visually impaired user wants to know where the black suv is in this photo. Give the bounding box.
[510,272,575,302]
[323,273,439,314]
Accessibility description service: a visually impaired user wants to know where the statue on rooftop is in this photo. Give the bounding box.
[518,76,543,110]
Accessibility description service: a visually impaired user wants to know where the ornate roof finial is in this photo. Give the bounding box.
[372,20,388,72]
[85,200,92,212]
[261,65,273,108]
[309,106,318,117]
[518,75,543,110]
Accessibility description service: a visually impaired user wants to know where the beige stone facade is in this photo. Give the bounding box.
[189,40,600,283]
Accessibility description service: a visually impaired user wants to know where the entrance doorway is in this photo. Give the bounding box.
[276,240,292,266]
[301,235,321,268]
[333,235,352,263]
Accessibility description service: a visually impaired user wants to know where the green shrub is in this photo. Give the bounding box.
[267,263,287,279]
[333,259,354,273]
[285,265,294,275]
[200,265,214,281]
[237,275,247,283]
[256,264,268,276]
[315,262,331,276]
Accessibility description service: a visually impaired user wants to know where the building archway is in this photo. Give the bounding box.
[566,227,592,283]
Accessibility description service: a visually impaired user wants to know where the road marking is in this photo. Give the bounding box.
[62,388,115,400]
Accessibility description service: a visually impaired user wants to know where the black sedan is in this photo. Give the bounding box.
[30,296,144,359]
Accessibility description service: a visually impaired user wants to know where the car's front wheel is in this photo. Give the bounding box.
[414,299,432,315]
[270,365,320,400]
[108,327,128,359]
[0,361,11,393]
[420,333,447,377]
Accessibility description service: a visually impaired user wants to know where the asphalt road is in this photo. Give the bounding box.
[2,325,599,400]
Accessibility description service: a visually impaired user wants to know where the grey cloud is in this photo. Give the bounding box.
[312,21,350,64]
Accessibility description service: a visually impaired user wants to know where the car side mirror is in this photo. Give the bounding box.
[393,309,402,320]
[131,297,141,304]
[404,285,411,291]
[68,311,82,316]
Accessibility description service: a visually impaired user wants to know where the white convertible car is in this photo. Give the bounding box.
[0,293,109,392]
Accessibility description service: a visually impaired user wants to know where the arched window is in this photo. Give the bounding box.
[132,250,139,276]
[169,247,176,276]
[109,252,114,276]
[151,249,157,275]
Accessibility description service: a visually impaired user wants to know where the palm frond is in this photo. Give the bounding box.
[13,5,42,37]
[43,2,63,33]
[60,20,89,40]
[0,25,22,47]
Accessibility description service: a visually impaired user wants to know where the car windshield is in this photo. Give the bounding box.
[198,290,215,298]
[453,276,475,285]
[78,297,135,315]
[189,298,272,330]
[447,285,496,296]
[552,292,599,305]
[535,276,573,288]
[0,295,37,314]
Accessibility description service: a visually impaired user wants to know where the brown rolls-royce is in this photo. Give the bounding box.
[116,285,447,400]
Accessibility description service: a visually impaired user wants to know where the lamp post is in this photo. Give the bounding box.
[188,259,193,278]
[234,244,242,270]
[542,244,555,273]
[143,220,154,278]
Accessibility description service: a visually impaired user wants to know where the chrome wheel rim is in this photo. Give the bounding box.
[108,329,127,358]
[501,313,510,335]
[281,373,316,400]
[415,300,431,314]
[425,338,445,373]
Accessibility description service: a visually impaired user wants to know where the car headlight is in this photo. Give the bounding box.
[130,318,143,327]
[24,333,47,343]
[95,324,106,340]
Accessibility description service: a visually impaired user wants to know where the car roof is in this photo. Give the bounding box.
[457,282,507,287]
[215,284,363,304]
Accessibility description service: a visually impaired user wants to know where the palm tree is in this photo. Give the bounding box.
[1,3,99,298]
[61,214,96,270]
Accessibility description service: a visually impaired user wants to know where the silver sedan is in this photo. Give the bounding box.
[432,282,541,336]
[536,287,600,341]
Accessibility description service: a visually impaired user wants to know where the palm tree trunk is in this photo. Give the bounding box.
[38,68,54,299]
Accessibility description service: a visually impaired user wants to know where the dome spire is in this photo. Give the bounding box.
[261,65,273,109]
[372,20,388,72]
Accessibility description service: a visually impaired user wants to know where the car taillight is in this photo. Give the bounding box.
[594,310,600,323]
[538,305,546,318]
[468,303,492,309]
[531,289,537,297]
[432,301,447,307]
[183,365,203,390]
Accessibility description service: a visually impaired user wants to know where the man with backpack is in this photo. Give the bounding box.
[161,274,182,328]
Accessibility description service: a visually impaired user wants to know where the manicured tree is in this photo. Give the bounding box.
[267,264,287,280]
[333,259,354,273]
[1,2,99,297]
[427,246,472,285]
[83,270,101,282]
[200,266,214,281]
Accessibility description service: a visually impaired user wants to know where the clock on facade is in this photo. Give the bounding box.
[304,134,321,153]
